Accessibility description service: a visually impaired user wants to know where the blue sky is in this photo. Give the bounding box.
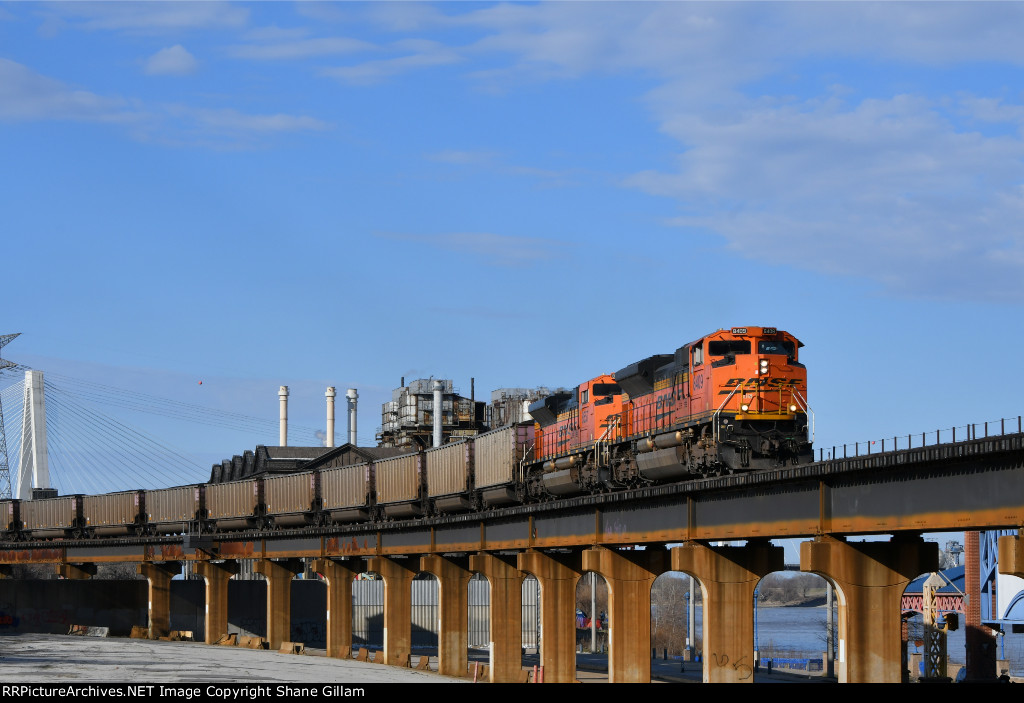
[2,0,1023,550]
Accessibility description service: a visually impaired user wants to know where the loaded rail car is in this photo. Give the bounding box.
[146,485,204,535]
[0,499,19,540]
[83,490,145,537]
[321,462,374,523]
[426,439,475,512]
[206,478,262,532]
[21,495,84,539]
[474,423,532,507]
[375,452,424,519]
[264,472,318,528]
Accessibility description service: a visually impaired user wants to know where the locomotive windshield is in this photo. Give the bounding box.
[758,340,796,356]
[709,340,751,356]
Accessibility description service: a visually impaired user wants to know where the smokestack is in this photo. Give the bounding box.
[346,388,358,446]
[279,385,289,446]
[432,380,443,448]
[325,387,336,448]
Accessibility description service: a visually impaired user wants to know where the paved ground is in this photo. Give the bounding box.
[0,634,835,683]
[0,634,465,683]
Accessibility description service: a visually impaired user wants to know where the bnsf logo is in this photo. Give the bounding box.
[719,378,802,394]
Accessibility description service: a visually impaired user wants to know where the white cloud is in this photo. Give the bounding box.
[45,1,248,34]
[164,105,330,134]
[411,3,1024,302]
[144,45,198,76]
[322,40,462,84]
[226,36,374,61]
[0,59,329,146]
[630,90,1024,300]
[0,58,143,123]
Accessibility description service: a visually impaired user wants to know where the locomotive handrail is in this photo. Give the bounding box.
[792,389,814,443]
[712,385,742,442]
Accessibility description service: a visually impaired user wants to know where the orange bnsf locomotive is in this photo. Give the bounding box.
[0,326,813,541]
[527,326,811,497]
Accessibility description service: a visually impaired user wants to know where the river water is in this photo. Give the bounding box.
[691,604,1024,676]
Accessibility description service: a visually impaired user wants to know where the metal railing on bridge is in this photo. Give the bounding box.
[817,415,1024,462]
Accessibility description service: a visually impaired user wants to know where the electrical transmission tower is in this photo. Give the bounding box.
[0,333,21,499]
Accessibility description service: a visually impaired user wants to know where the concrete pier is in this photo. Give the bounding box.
[672,541,783,683]
[470,552,525,683]
[310,558,356,659]
[194,560,238,644]
[137,561,180,639]
[801,534,936,683]
[253,558,303,650]
[366,556,418,666]
[420,554,472,677]
[583,546,668,682]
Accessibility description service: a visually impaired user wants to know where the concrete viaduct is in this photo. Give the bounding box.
[4,430,1024,683]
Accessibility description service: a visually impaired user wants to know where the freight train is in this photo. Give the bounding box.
[0,326,811,541]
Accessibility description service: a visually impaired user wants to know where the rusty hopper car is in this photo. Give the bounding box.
[374,452,423,518]
[206,479,262,531]
[474,423,532,506]
[264,472,317,527]
[426,440,474,512]
[21,495,83,539]
[146,485,204,534]
[320,462,374,523]
[83,491,145,537]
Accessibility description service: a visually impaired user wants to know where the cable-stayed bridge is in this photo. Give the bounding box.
[0,363,325,498]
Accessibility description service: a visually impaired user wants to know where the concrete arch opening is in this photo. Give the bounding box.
[468,553,537,682]
[517,550,582,683]
[752,569,836,677]
[575,571,609,655]
[901,567,970,682]
[651,570,702,667]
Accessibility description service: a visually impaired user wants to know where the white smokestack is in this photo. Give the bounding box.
[325,387,336,448]
[432,380,443,448]
[346,388,358,446]
[279,385,289,447]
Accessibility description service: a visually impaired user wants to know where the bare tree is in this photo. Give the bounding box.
[651,574,700,656]
[95,562,144,580]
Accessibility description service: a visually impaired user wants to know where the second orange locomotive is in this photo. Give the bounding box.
[528,326,812,496]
